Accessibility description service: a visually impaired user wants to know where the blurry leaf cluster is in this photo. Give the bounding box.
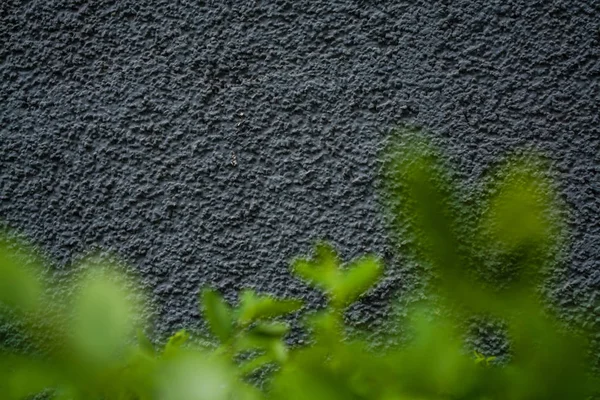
[1,127,597,399]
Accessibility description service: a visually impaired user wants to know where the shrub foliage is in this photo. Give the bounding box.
[0,128,596,399]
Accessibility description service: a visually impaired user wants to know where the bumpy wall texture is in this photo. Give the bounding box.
[1,0,599,342]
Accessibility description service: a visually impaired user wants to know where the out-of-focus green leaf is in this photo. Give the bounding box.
[70,267,139,365]
[163,329,190,358]
[237,290,302,326]
[0,127,596,400]
[0,356,59,400]
[304,311,343,346]
[236,322,290,365]
[51,386,79,400]
[236,331,282,353]
[333,255,382,308]
[474,350,496,367]
[483,159,559,260]
[250,321,289,338]
[137,329,155,356]
[201,288,234,344]
[292,243,383,309]
[291,241,339,292]
[382,130,464,280]
[392,310,480,398]
[271,340,376,400]
[239,353,274,376]
[0,239,43,313]
[157,351,234,400]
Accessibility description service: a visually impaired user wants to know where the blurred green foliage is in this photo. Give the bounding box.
[0,127,597,399]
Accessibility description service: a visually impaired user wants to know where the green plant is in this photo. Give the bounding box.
[0,127,596,399]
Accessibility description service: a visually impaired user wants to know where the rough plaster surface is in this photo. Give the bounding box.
[1,0,599,347]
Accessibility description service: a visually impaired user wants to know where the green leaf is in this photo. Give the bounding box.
[137,329,155,356]
[235,323,289,362]
[249,322,290,338]
[70,267,138,365]
[0,239,43,313]
[292,242,340,290]
[237,290,303,326]
[51,386,80,400]
[485,161,556,253]
[270,340,288,363]
[239,353,275,376]
[157,351,234,400]
[0,356,60,400]
[313,242,340,271]
[305,311,343,345]
[292,243,383,309]
[163,329,190,357]
[474,350,485,364]
[382,132,463,277]
[201,288,234,343]
[333,255,382,307]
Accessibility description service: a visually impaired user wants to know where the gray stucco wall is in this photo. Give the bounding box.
[1,0,599,342]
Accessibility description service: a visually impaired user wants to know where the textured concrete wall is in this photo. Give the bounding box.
[1,0,599,342]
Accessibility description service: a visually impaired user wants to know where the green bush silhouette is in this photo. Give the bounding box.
[0,127,595,399]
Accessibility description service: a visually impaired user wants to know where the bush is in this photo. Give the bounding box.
[0,128,596,399]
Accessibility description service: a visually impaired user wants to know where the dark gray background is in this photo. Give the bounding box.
[1,0,599,342]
